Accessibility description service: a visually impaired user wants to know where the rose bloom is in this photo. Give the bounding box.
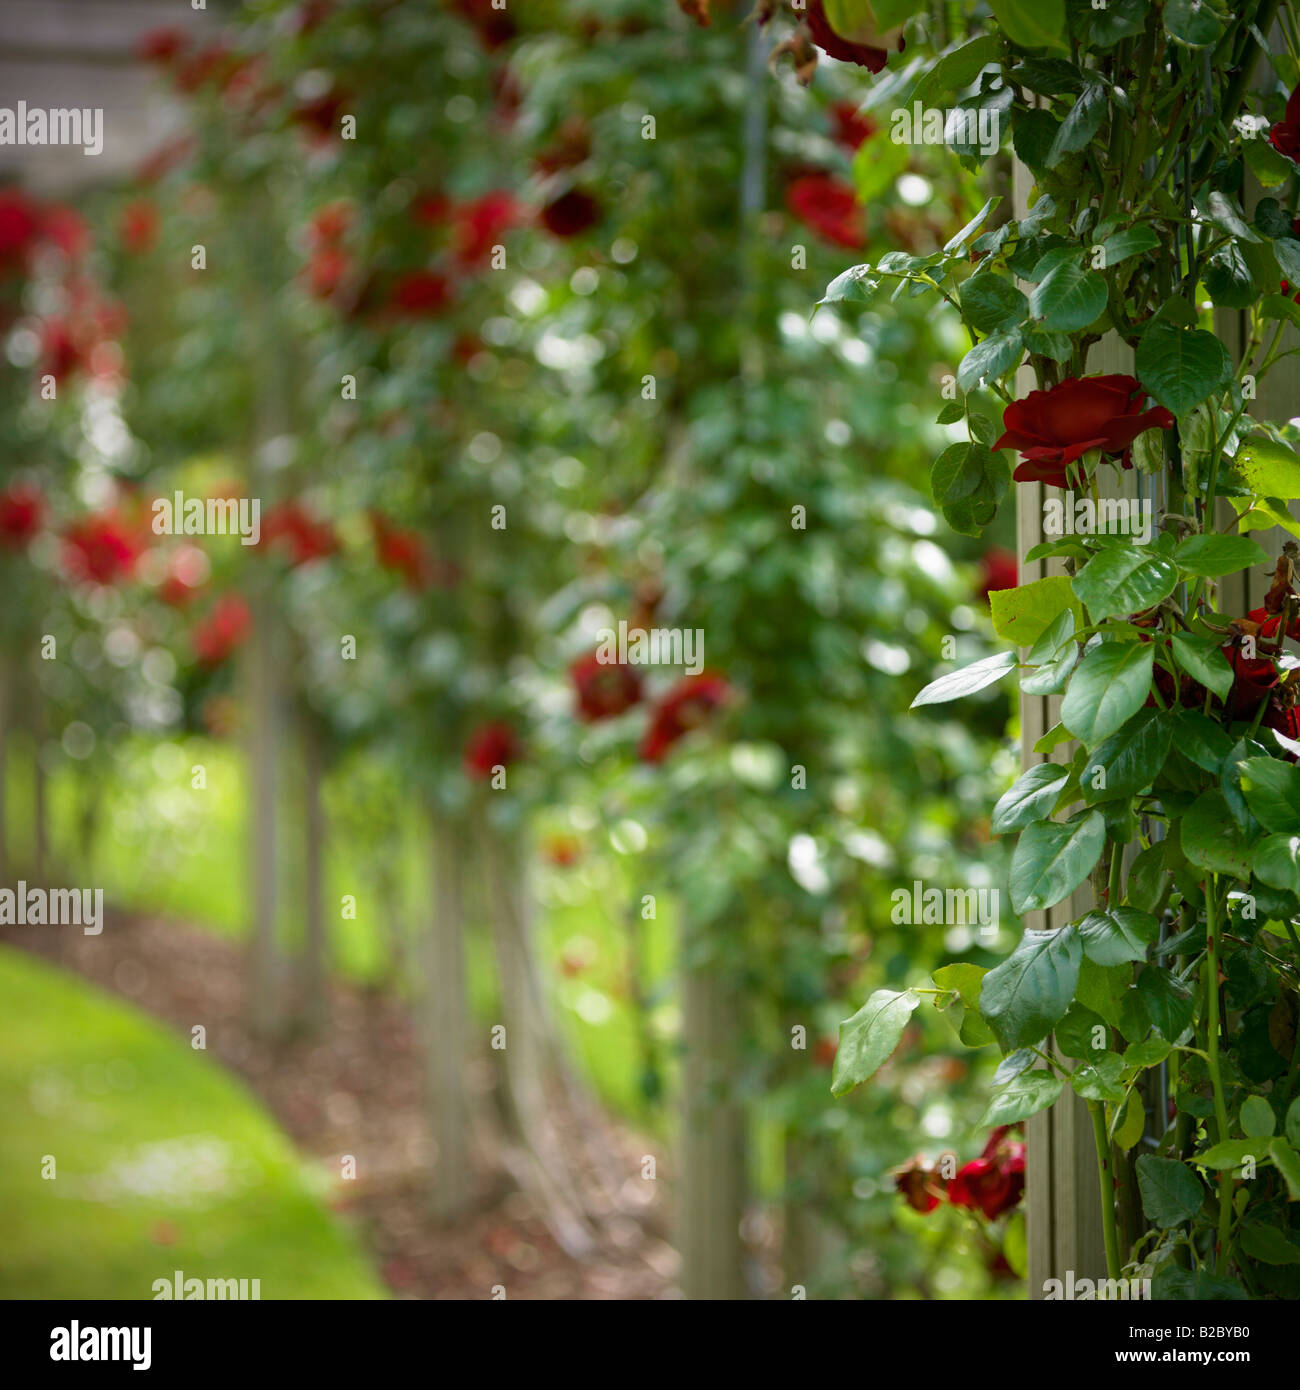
[540,189,601,239]
[308,200,353,245]
[829,101,875,152]
[948,1154,1023,1220]
[370,511,441,590]
[305,245,350,300]
[893,1156,946,1214]
[784,173,865,250]
[570,652,643,721]
[258,501,337,567]
[977,548,1017,601]
[992,374,1174,488]
[0,482,45,550]
[119,199,159,255]
[0,189,42,273]
[192,594,252,667]
[1272,86,1300,162]
[805,0,905,73]
[454,0,517,49]
[464,721,522,780]
[454,191,522,267]
[639,672,732,763]
[137,26,188,64]
[389,268,451,316]
[62,511,140,585]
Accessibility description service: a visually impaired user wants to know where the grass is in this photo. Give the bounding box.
[0,946,386,1300]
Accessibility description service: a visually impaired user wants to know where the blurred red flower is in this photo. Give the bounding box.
[893,1156,945,1214]
[137,27,188,64]
[0,482,45,549]
[63,511,140,585]
[453,0,517,49]
[949,1130,1025,1220]
[258,501,338,567]
[389,269,452,316]
[540,189,601,239]
[829,101,875,151]
[464,721,521,779]
[192,594,252,667]
[119,199,159,255]
[785,173,865,250]
[1271,85,1300,162]
[977,548,1017,601]
[370,511,447,590]
[570,652,643,721]
[0,189,42,273]
[639,672,732,763]
[305,245,350,300]
[454,191,522,267]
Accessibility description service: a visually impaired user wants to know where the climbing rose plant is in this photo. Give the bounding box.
[808,0,1300,1297]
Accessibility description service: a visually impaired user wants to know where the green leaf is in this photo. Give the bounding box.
[1170,631,1235,702]
[1125,841,1168,914]
[1076,907,1160,966]
[1116,1091,1146,1150]
[1173,708,1235,772]
[943,195,1001,255]
[990,574,1077,648]
[980,1069,1064,1126]
[1072,546,1178,622]
[1274,234,1300,286]
[1061,640,1155,747]
[1232,435,1300,499]
[1136,1154,1204,1228]
[831,988,922,1095]
[1085,0,1150,47]
[1197,190,1262,244]
[958,328,1024,391]
[1070,1051,1125,1102]
[980,927,1083,1050]
[989,0,1067,52]
[1241,1224,1300,1265]
[960,273,1029,334]
[991,762,1071,834]
[1081,709,1171,803]
[1193,1137,1268,1170]
[1204,242,1257,310]
[1181,789,1258,880]
[1245,135,1293,189]
[911,649,1017,707]
[1164,0,1223,47]
[1239,758,1300,833]
[1124,1037,1172,1068]
[819,264,878,307]
[1047,81,1107,165]
[1173,533,1269,578]
[1288,1096,1300,1147]
[1096,223,1160,269]
[1009,815,1106,914]
[1241,1094,1277,1138]
[1028,258,1108,332]
[911,35,1004,109]
[1135,965,1195,1039]
[1135,320,1232,416]
[1271,1137,1300,1199]
[1254,833,1300,895]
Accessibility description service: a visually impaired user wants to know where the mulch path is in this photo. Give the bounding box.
[4,910,679,1299]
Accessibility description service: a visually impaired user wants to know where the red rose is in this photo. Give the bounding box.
[119,199,159,255]
[454,0,517,49]
[389,268,451,316]
[993,374,1174,488]
[1271,86,1300,162]
[454,191,521,267]
[977,548,1017,601]
[0,482,45,549]
[304,245,350,300]
[804,0,905,72]
[785,173,865,250]
[137,27,188,65]
[949,1154,1022,1220]
[829,101,875,152]
[308,200,353,245]
[464,721,521,779]
[639,672,732,763]
[258,501,337,567]
[192,594,252,667]
[540,189,601,239]
[0,189,42,272]
[893,1156,945,1214]
[370,511,446,590]
[63,511,140,585]
[570,652,643,721]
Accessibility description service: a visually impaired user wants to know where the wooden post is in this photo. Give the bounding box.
[677,932,749,1299]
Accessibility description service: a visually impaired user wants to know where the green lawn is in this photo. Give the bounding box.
[0,947,386,1300]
